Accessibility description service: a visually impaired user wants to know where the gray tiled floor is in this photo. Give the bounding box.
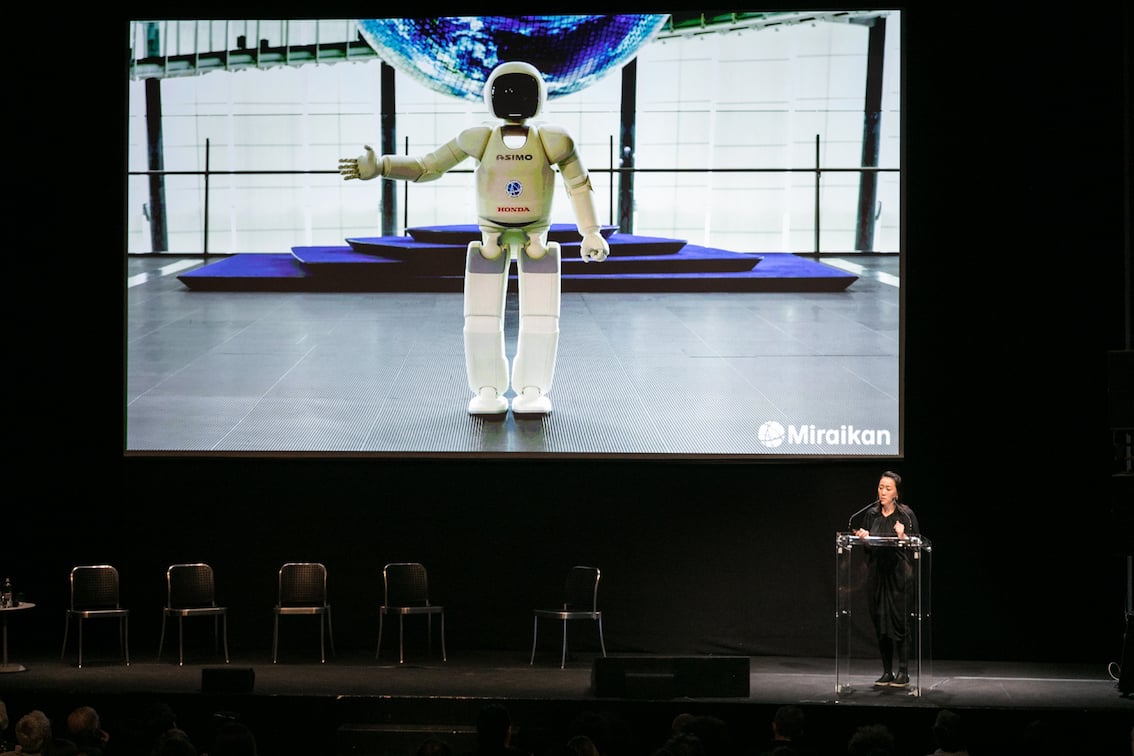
[126,254,900,457]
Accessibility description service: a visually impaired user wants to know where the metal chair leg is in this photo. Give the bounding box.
[158,613,168,661]
[560,618,568,669]
[530,616,539,664]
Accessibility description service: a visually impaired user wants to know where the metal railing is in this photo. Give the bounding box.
[129,20,376,80]
[127,135,899,258]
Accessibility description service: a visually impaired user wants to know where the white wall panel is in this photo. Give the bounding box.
[127,13,901,254]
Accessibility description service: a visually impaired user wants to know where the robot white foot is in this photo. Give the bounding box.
[511,386,552,415]
[468,387,508,415]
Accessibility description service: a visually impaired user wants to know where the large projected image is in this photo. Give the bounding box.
[125,12,902,458]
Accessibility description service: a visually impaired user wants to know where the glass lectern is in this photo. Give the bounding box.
[835,533,932,696]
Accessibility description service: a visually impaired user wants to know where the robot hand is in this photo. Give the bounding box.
[579,230,609,262]
[338,145,381,181]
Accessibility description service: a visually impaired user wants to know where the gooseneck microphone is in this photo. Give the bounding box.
[848,500,880,530]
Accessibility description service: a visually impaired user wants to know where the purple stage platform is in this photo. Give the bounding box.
[177,225,858,293]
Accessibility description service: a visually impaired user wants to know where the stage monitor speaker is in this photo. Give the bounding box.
[201,666,255,694]
[1120,612,1134,696]
[592,656,749,698]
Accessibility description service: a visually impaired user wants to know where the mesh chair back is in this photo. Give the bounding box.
[563,566,600,612]
[168,563,217,609]
[384,563,431,607]
[279,562,328,607]
[71,565,122,610]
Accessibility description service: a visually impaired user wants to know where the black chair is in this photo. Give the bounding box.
[377,562,446,664]
[61,564,130,668]
[530,565,606,668]
[158,562,229,666]
[272,562,334,663]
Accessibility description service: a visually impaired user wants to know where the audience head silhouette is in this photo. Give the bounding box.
[66,705,108,755]
[678,716,728,756]
[474,704,528,756]
[654,733,704,756]
[772,706,805,742]
[12,711,53,756]
[930,709,967,754]
[151,728,197,756]
[418,737,453,756]
[847,723,895,756]
[208,720,258,756]
[561,734,596,756]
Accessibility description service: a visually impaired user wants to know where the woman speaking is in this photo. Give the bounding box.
[853,470,921,687]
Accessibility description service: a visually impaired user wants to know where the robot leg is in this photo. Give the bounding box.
[510,236,561,415]
[464,234,510,415]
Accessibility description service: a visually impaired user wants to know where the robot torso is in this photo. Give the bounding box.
[475,125,555,228]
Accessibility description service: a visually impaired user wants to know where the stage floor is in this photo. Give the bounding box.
[1,650,1127,709]
[125,254,899,456]
[2,651,1130,756]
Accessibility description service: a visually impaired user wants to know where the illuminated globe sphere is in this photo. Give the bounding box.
[757,421,786,448]
[356,16,670,102]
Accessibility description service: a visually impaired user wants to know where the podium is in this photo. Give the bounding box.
[835,533,932,696]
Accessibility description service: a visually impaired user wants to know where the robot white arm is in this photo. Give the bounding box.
[338,127,491,183]
[539,126,609,262]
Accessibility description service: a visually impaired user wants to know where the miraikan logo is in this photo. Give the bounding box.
[757,421,786,448]
[757,421,892,449]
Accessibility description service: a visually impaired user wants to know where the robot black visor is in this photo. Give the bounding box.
[491,73,540,119]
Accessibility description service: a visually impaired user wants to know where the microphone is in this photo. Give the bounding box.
[848,500,879,531]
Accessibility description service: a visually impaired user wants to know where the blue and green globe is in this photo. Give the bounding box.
[356,16,670,102]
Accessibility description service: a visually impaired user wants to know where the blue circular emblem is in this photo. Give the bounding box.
[506,180,523,198]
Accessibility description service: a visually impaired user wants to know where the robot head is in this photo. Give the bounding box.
[484,61,546,122]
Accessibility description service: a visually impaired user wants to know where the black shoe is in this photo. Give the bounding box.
[890,671,910,687]
[874,672,894,686]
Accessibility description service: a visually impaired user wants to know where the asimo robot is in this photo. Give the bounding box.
[338,61,609,416]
